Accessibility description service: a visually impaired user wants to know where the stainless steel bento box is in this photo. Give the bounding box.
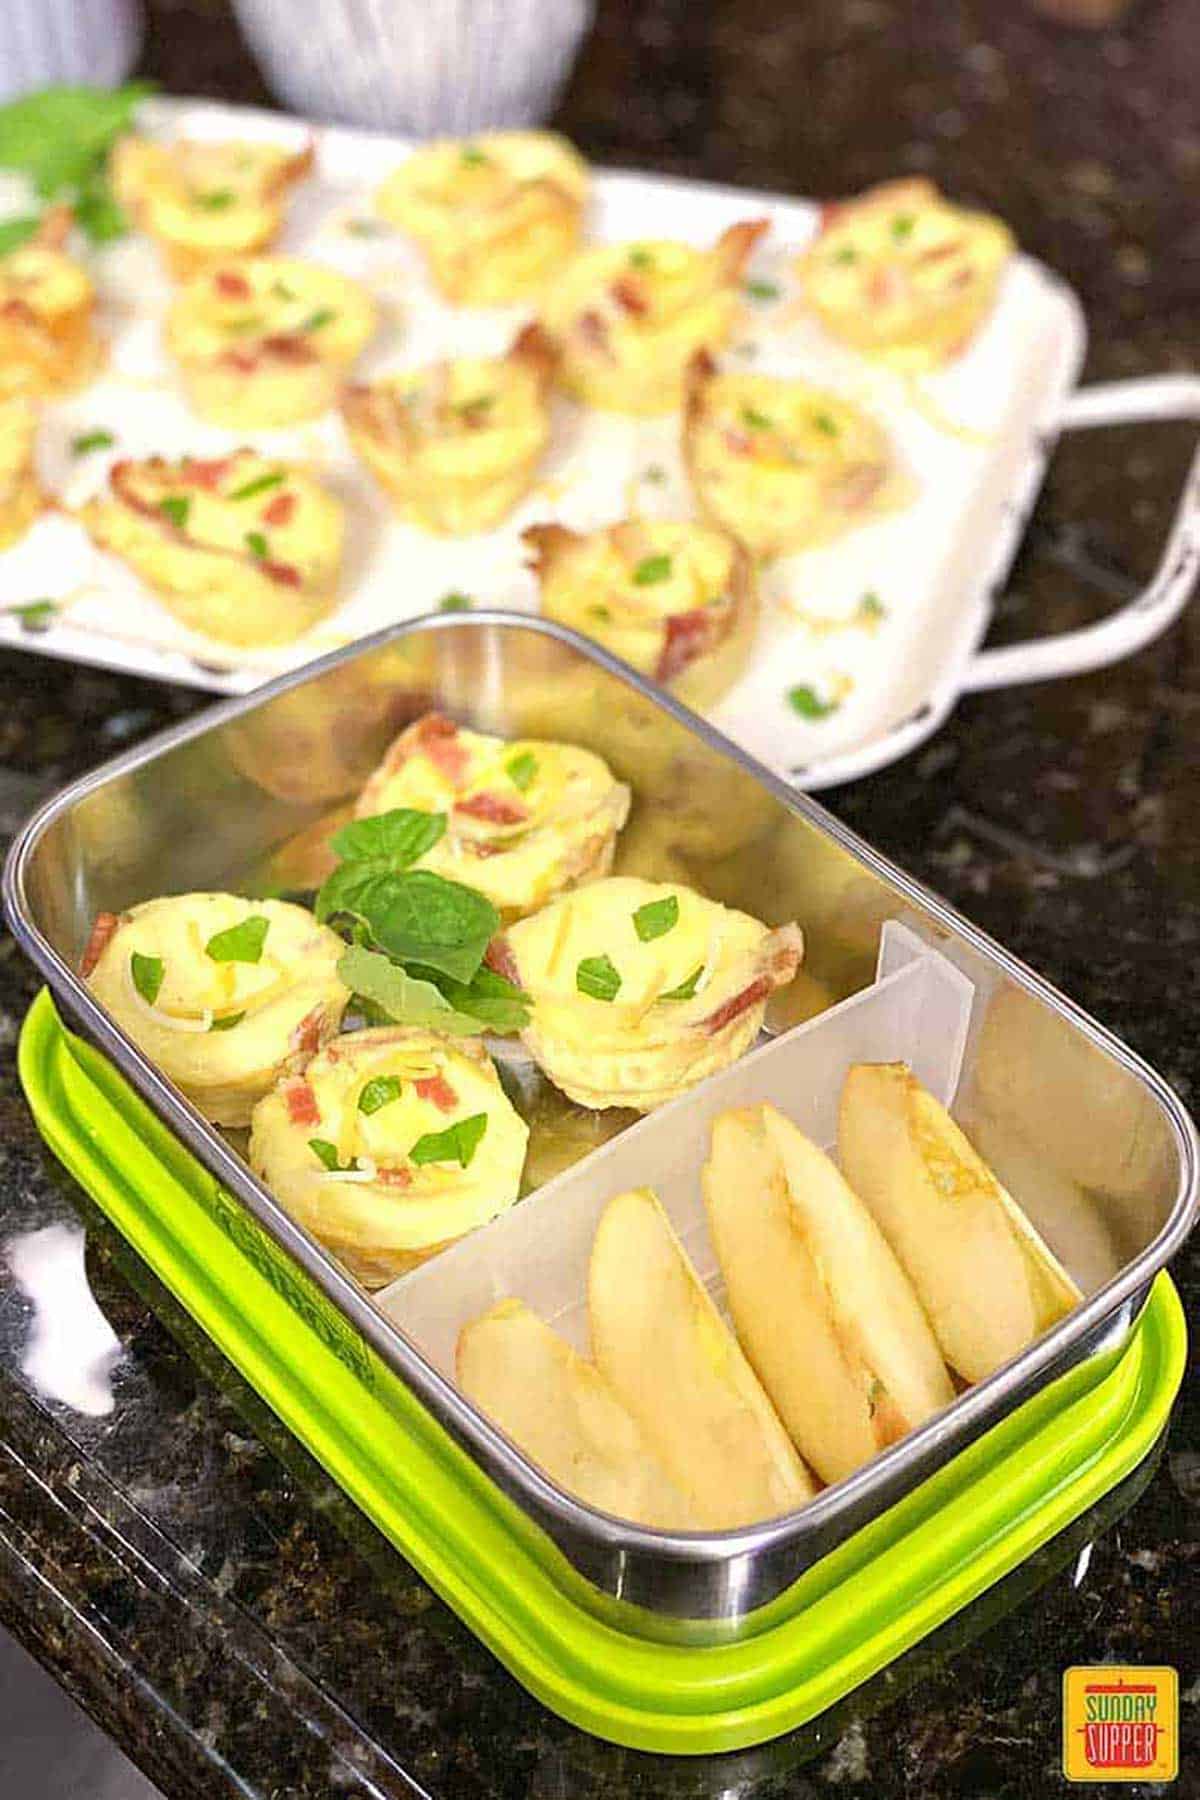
[5,615,1196,1643]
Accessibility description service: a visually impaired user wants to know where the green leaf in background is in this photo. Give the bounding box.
[358,1075,402,1115]
[0,215,40,256]
[410,1113,488,1170]
[72,167,128,243]
[576,953,622,1002]
[0,83,152,197]
[329,807,446,868]
[130,951,164,1005]
[633,894,679,943]
[204,914,270,964]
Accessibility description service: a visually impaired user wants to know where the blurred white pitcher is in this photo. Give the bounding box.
[0,0,142,101]
[232,0,594,135]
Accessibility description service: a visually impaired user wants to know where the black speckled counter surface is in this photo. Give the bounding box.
[1,2,1198,1794]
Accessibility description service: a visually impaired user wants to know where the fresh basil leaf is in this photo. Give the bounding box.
[7,599,57,632]
[309,1137,352,1172]
[345,870,498,984]
[633,894,679,943]
[329,808,446,868]
[130,951,164,1004]
[632,553,672,586]
[787,685,838,720]
[438,591,472,612]
[358,1075,402,1115]
[744,279,780,301]
[410,1112,488,1169]
[0,215,40,256]
[659,964,702,1002]
[628,246,653,269]
[300,307,336,333]
[195,188,235,211]
[72,172,127,243]
[314,857,384,925]
[505,752,537,793]
[859,591,886,620]
[0,83,153,198]
[741,405,772,431]
[71,429,114,456]
[460,145,489,167]
[890,213,915,242]
[832,245,858,265]
[245,530,269,559]
[230,470,285,502]
[209,1010,245,1032]
[812,411,839,437]
[159,495,190,530]
[414,963,531,1034]
[338,945,499,1037]
[576,953,621,1002]
[205,914,269,964]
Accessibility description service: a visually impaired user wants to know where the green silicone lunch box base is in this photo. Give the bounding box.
[19,989,1187,1756]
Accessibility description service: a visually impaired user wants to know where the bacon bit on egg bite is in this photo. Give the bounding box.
[797,178,1014,369]
[248,1027,529,1287]
[524,516,759,711]
[682,351,898,560]
[79,448,344,645]
[341,324,557,535]
[0,206,100,400]
[112,134,316,279]
[166,255,377,427]
[354,713,631,921]
[540,220,769,415]
[376,129,589,305]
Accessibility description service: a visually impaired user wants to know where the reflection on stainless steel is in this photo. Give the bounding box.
[3,614,1196,1640]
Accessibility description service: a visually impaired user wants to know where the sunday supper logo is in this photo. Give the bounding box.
[1062,1667,1178,1782]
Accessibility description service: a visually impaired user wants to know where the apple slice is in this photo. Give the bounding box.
[588,1187,816,1528]
[456,1298,694,1529]
[839,1063,1081,1383]
[703,1104,953,1485]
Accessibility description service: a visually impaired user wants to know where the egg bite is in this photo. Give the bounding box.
[166,256,377,428]
[112,134,315,279]
[82,894,349,1128]
[0,399,42,549]
[492,876,803,1111]
[541,219,768,415]
[798,178,1014,370]
[354,712,631,921]
[80,448,344,647]
[457,1298,695,1528]
[376,129,588,306]
[525,517,759,711]
[341,324,557,535]
[0,206,100,400]
[248,1027,529,1287]
[683,353,897,560]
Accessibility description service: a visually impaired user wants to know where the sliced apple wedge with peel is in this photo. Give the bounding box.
[456,1298,695,1529]
[703,1104,954,1485]
[589,1187,816,1527]
[839,1063,1081,1383]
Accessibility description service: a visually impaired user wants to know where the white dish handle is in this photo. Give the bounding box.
[964,374,1200,692]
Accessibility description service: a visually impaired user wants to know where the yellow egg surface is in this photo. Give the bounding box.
[377,129,588,305]
[541,220,767,415]
[683,358,897,560]
[525,516,758,711]
[355,713,631,921]
[0,398,41,549]
[112,134,315,277]
[80,447,344,646]
[496,876,803,1110]
[342,324,557,535]
[83,894,349,1127]
[798,178,1014,369]
[166,256,377,427]
[0,211,98,399]
[248,1026,529,1286]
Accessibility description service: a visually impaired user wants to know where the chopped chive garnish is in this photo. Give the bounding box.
[506,751,538,792]
[632,553,672,586]
[71,430,114,456]
[205,914,270,963]
[130,951,164,1004]
[158,495,190,529]
[633,894,679,942]
[660,964,702,1002]
[787,684,838,719]
[576,953,622,1002]
[230,470,286,502]
[410,1112,488,1168]
[358,1075,402,1115]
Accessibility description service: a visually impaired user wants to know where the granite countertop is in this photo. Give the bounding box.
[1,2,1198,1795]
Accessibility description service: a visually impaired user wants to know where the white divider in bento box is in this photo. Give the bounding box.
[379,922,976,1379]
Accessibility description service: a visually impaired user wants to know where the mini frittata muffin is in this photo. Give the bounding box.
[683,353,897,560]
[81,894,349,1128]
[80,448,344,647]
[541,220,768,415]
[0,207,100,400]
[112,133,315,279]
[355,713,631,921]
[166,256,377,427]
[249,1027,530,1287]
[491,876,803,1111]
[798,178,1014,369]
[376,129,588,305]
[0,399,41,549]
[525,517,759,710]
[341,324,557,535]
